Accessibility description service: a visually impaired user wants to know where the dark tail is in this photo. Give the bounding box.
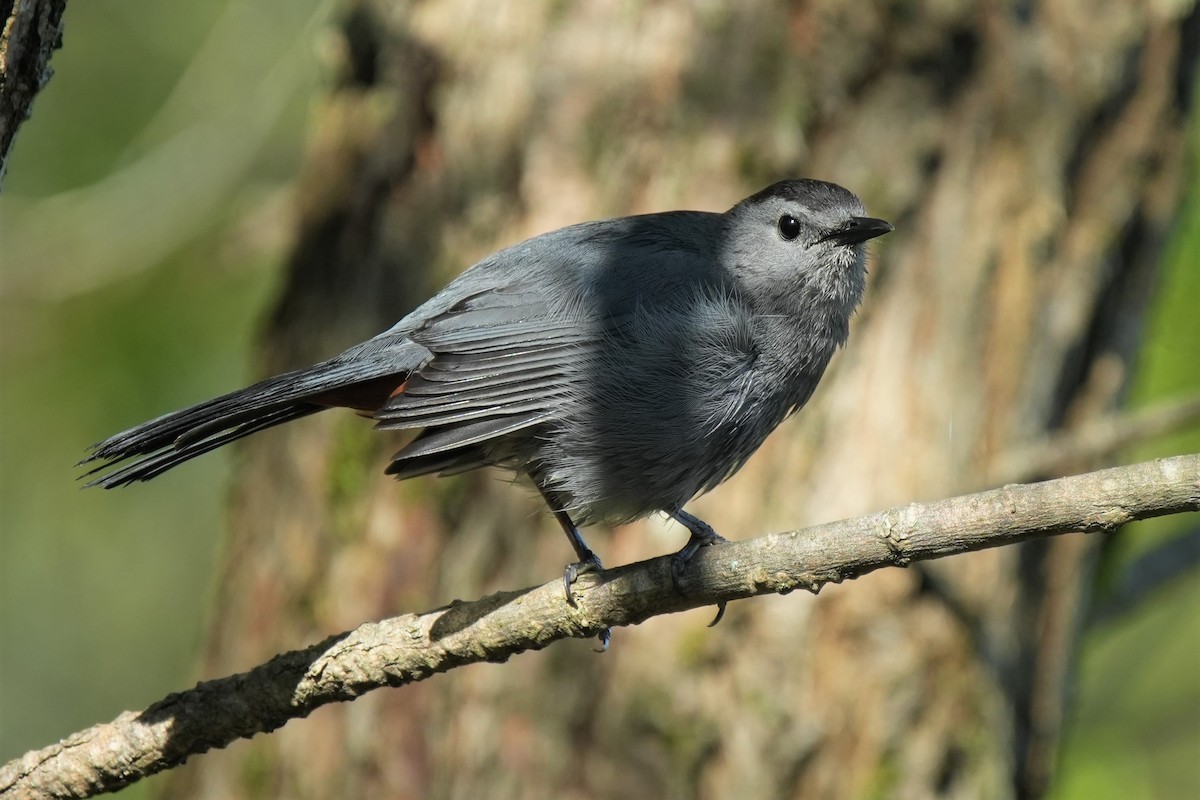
[81,347,421,488]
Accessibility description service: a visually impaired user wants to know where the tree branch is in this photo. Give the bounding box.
[0,0,68,187]
[3,454,1197,799]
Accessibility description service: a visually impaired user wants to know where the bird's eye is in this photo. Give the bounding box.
[778,214,801,241]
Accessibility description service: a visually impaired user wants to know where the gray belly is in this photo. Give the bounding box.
[524,295,827,524]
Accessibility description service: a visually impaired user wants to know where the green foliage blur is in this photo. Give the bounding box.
[0,3,1195,798]
[0,1,328,796]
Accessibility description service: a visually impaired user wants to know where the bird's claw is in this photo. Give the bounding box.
[562,550,604,605]
[669,510,729,627]
[562,551,612,650]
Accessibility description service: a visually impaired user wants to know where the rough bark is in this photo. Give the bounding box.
[4,456,1197,800]
[0,0,67,186]
[153,2,1196,799]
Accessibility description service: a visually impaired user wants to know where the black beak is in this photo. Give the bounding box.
[818,216,894,246]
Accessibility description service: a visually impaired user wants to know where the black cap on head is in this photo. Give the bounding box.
[740,179,861,212]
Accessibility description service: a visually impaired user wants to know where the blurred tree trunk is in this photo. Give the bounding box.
[164,2,1195,799]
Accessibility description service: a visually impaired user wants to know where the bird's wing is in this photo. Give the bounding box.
[379,285,600,470]
[380,210,723,474]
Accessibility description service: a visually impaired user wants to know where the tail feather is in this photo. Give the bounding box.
[82,345,424,488]
[83,404,322,488]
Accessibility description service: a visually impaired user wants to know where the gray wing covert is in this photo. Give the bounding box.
[377,211,718,482]
[379,286,596,478]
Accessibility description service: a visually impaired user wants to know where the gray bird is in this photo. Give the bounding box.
[83,179,892,642]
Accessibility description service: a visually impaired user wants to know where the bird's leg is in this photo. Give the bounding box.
[668,507,729,627]
[535,484,610,651]
[552,507,605,600]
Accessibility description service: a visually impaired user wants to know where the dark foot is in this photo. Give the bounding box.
[562,555,611,651]
[562,550,604,605]
[668,510,728,575]
[668,508,729,627]
[533,482,612,651]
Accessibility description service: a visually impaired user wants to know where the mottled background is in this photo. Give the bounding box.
[1,1,1197,798]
